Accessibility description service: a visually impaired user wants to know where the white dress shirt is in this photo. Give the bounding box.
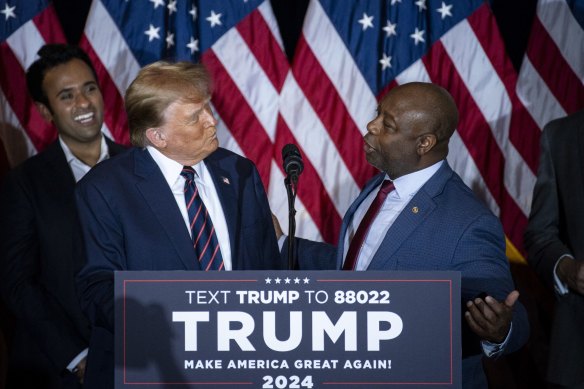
[60,135,109,182]
[343,161,443,270]
[147,146,233,270]
[60,135,109,372]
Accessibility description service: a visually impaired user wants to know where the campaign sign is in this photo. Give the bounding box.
[114,271,461,388]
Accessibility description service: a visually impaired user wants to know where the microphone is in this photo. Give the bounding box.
[282,144,304,177]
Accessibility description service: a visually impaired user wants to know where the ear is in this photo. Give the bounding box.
[417,133,437,156]
[145,128,167,148]
[35,102,53,123]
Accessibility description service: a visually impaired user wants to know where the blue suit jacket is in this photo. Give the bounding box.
[295,162,529,388]
[75,147,283,388]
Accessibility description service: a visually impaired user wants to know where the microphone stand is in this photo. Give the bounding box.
[285,172,298,270]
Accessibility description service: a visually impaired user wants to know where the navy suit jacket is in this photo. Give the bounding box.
[0,138,125,389]
[75,147,283,388]
[295,162,529,388]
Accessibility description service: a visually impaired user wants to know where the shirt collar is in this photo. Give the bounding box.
[388,160,443,199]
[59,134,108,165]
[146,146,207,187]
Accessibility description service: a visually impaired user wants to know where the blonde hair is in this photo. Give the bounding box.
[125,61,213,147]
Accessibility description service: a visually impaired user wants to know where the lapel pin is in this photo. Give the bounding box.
[222,177,230,185]
[412,206,419,214]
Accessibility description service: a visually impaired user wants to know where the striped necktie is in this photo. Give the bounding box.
[181,166,224,271]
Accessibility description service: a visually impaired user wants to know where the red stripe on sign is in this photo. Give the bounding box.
[292,36,377,189]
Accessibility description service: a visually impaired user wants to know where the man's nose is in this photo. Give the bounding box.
[202,107,218,126]
[75,92,91,107]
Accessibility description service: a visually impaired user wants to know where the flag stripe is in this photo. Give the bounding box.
[302,0,377,132]
[424,41,505,206]
[274,113,342,243]
[517,57,567,129]
[202,50,274,187]
[236,8,289,92]
[280,72,360,218]
[211,26,279,143]
[466,5,541,174]
[292,36,376,188]
[536,0,584,82]
[0,43,53,152]
[526,17,584,115]
[79,35,130,145]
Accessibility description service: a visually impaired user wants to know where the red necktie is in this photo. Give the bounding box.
[343,180,394,270]
[181,166,224,271]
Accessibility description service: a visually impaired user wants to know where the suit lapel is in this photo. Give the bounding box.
[367,163,451,270]
[336,174,385,268]
[133,149,201,270]
[204,156,239,265]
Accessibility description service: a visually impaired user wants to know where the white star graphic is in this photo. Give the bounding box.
[166,32,174,49]
[189,4,197,21]
[303,277,310,284]
[358,13,374,31]
[206,10,222,27]
[149,0,165,9]
[144,24,161,42]
[379,53,392,70]
[382,20,397,37]
[436,2,453,19]
[415,0,427,12]
[410,27,425,45]
[1,3,16,20]
[390,0,402,5]
[265,277,272,284]
[284,277,291,284]
[167,0,177,14]
[275,277,282,284]
[186,37,199,54]
[294,277,300,284]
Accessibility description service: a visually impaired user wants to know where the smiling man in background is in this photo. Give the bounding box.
[0,44,125,388]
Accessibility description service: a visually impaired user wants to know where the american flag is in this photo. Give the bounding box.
[0,0,66,170]
[1,0,583,262]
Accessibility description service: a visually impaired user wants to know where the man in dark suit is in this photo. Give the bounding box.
[0,44,126,388]
[524,109,584,389]
[75,61,283,388]
[276,82,529,388]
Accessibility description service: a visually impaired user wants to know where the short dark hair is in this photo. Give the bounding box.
[25,44,98,107]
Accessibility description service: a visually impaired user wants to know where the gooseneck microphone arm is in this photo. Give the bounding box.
[282,144,304,270]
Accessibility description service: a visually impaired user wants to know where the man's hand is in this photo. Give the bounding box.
[464,290,519,344]
[271,213,283,240]
[557,257,584,295]
[73,357,87,384]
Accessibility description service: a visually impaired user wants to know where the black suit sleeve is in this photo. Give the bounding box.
[0,171,87,371]
[524,124,572,288]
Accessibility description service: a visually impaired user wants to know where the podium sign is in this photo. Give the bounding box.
[115,271,461,388]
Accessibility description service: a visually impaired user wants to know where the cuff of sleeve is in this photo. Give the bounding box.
[481,323,512,358]
[553,254,572,295]
[66,348,88,372]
